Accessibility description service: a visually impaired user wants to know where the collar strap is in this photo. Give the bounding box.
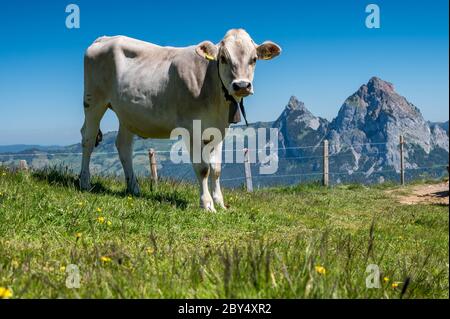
[216,61,249,126]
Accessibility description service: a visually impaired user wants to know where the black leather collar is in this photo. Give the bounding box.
[217,61,249,126]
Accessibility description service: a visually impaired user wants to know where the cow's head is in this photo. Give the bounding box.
[196,29,281,99]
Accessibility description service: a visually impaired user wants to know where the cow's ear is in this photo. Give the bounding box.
[257,41,282,60]
[196,41,218,61]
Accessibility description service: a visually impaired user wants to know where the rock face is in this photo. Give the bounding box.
[275,77,449,179]
[430,123,449,150]
[272,96,328,157]
[430,121,449,135]
[442,121,449,134]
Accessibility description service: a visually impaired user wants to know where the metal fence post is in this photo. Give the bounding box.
[323,140,329,187]
[243,148,253,192]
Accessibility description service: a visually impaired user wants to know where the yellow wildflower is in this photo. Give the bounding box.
[75,232,82,239]
[107,220,112,226]
[392,282,401,289]
[100,256,112,263]
[383,277,389,283]
[146,247,154,255]
[97,216,105,224]
[315,265,327,275]
[96,208,102,213]
[11,260,19,269]
[0,287,13,299]
[127,196,133,201]
[60,265,66,272]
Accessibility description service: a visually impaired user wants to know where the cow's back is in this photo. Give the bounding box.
[84,36,167,98]
[84,36,227,138]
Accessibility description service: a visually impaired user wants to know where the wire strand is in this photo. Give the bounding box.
[0,141,394,157]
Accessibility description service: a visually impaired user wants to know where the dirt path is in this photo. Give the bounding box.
[388,181,449,206]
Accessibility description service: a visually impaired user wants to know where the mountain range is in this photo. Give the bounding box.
[1,77,448,187]
[272,77,448,181]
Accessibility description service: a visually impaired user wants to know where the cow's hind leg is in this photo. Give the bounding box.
[80,102,107,190]
[116,124,140,195]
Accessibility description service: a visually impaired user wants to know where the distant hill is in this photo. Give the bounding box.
[1,77,448,187]
[0,144,62,153]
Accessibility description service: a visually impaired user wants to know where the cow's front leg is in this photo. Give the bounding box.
[192,162,215,212]
[210,141,226,209]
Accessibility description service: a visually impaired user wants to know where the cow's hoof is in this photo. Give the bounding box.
[205,205,217,213]
[80,185,91,191]
[79,180,91,191]
[128,187,141,196]
[200,200,216,212]
[200,193,216,212]
[214,201,227,210]
[127,182,141,196]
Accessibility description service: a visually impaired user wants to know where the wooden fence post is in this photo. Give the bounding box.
[243,148,253,192]
[322,139,329,187]
[400,135,405,186]
[148,148,158,189]
[19,160,29,172]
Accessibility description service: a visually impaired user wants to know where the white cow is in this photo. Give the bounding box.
[80,29,281,211]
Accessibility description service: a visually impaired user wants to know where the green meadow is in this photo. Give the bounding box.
[0,167,448,298]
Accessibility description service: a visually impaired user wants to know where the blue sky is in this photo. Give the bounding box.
[0,0,448,145]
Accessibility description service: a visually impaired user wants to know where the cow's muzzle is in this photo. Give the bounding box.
[232,80,253,97]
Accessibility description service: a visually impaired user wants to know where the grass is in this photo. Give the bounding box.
[0,166,448,299]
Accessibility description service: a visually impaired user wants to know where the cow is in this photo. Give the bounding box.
[80,29,281,211]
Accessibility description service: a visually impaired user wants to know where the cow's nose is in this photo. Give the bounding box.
[232,81,252,91]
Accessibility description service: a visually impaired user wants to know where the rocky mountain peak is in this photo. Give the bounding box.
[273,96,329,157]
[366,76,395,93]
[279,96,325,126]
[326,77,448,172]
[286,96,308,112]
[357,76,421,117]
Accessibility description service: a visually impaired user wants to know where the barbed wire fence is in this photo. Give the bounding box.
[0,135,448,191]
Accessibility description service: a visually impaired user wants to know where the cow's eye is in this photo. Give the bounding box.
[250,57,257,65]
[220,56,228,64]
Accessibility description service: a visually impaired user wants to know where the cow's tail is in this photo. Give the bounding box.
[95,129,103,147]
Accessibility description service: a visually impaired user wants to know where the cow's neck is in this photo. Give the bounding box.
[216,61,248,126]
